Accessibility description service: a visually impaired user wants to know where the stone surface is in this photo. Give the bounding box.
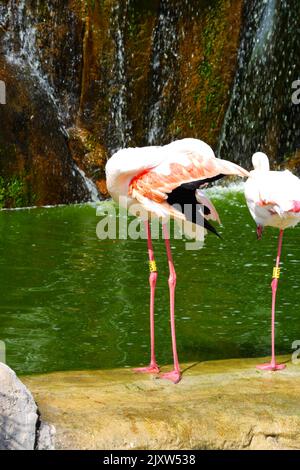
[0,0,244,205]
[22,356,300,450]
[0,362,55,450]
[0,58,89,207]
[36,421,56,451]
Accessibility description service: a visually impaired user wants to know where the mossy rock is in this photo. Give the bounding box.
[0,58,89,207]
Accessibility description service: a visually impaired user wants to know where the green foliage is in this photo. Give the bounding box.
[199,59,212,80]
[196,0,228,131]
[74,0,95,15]
[0,175,34,208]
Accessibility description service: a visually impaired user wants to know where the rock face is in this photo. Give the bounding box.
[0,362,55,450]
[218,0,300,167]
[0,58,89,207]
[0,0,243,206]
[23,356,300,450]
[0,0,299,207]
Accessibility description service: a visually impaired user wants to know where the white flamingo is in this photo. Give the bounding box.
[245,152,300,370]
[106,138,249,383]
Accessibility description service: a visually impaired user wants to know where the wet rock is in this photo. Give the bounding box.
[0,58,89,207]
[0,362,55,450]
[2,0,298,201]
[0,0,244,205]
[23,356,300,450]
[68,127,107,190]
[36,421,56,451]
[218,0,300,166]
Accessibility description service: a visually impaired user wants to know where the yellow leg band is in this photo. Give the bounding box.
[149,261,157,273]
[272,267,280,279]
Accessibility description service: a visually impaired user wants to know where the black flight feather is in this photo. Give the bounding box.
[166,174,224,238]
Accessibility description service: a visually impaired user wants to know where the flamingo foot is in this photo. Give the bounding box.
[160,370,181,384]
[133,364,160,374]
[256,362,286,371]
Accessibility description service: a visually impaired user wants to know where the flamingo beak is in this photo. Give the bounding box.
[256,224,263,240]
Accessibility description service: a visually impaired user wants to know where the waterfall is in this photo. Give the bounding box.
[108,1,132,154]
[2,0,62,121]
[1,0,299,206]
[75,166,100,205]
[147,1,181,145]
[218,0,300,166]
[0,0,100,202]
[1,0,83,129]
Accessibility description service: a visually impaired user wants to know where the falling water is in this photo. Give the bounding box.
[1,0,299,202]
[1,0,84,129]
[108,1,132,153]
[147,1,181,145]
[75,166,100,205]
[218,0,300,166]
[0,0,100,201]
[1,0,62,120]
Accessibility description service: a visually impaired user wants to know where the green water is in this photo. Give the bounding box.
[0,188,300,375]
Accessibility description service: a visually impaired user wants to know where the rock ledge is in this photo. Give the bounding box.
[22,356,300,450]
[0,363,55,450]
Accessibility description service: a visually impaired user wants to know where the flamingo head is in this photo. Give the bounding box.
[252,152,270,171]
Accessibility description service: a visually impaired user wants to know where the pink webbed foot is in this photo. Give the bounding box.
[160,370,181,384]
[256,362,286,371]
[133,364,160,374]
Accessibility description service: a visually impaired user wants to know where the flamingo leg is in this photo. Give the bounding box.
[133,221,160,374]
[160,224,181,384]
[257,229,286,371]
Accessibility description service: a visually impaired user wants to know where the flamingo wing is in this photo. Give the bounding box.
[129,138,249,204]
[127,139,249,238]
[245,170,300,232]
[106,139,249,238]
[106,146,167,203]
[246,170,300,214]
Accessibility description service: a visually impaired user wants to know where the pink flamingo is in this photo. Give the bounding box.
[106,138,249,383]
[245,152,300,371]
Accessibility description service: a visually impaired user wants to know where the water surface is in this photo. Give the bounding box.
[0,188,299,375]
